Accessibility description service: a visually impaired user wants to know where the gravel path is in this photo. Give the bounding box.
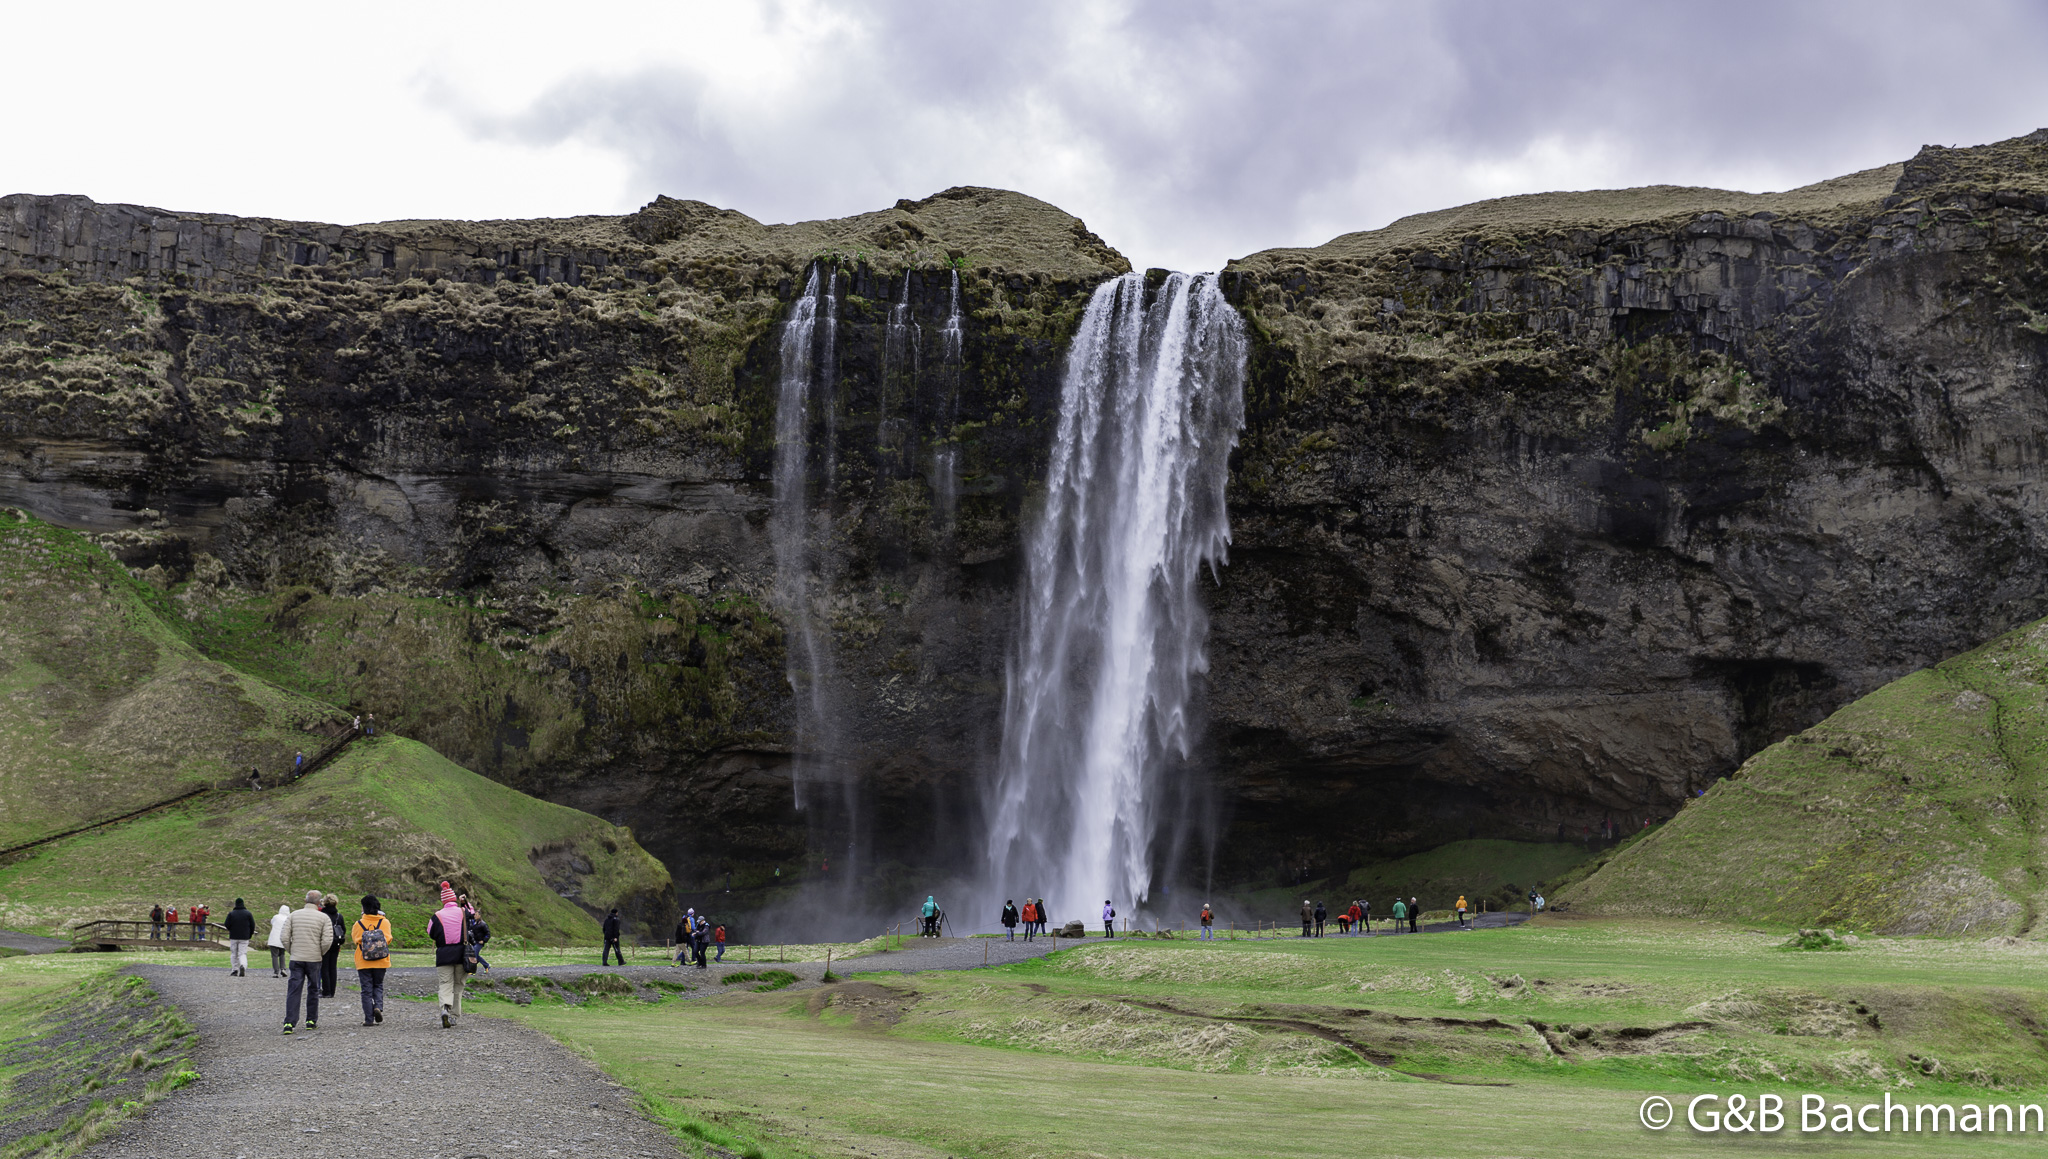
[0,928,65,953]
[93,964,681,1159]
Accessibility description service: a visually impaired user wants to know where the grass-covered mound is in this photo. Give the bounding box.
[1564,617,2048,936]
[0,511,674,942]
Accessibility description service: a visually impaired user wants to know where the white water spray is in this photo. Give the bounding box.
[983,271,1246,922]
[771,266,840,806]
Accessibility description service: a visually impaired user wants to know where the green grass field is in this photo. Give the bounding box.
[463,917,2048,1159]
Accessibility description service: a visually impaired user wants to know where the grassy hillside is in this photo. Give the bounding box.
[1235,839,1597,922]
[0,510,674,942]
[1563,617,2048,936]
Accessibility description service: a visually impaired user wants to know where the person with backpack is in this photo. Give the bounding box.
[223,899,256,976]
[319,894,344,997]
[712,923,726,962]
[674,911,694,966]
[1408,897,1420,934]
[1199,903,1214,939]
[149,903,164,940]
[281,890,335,1034]
[1001,900,1020,941]
[1020,900,1038,942]
[1390,897,1406,933]
[266,903,291,976]
[470,911,492,970]
[352,896,393,1026]
[602,908,624,966]
[921,896,940,937]
[427,881,471,1028]
[1102,900,1116,938]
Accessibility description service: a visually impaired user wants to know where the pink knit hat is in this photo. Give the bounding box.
[440,881,458,907]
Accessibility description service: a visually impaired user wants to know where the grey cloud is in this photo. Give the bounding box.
[458,0,2048,271]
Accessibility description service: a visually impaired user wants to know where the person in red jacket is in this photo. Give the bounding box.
[713,924,727,962]
[1348,900,1365,935]
[190,903,209,941]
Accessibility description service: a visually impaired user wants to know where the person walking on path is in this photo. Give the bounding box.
[318,895,344,997]
[1199,903,1214,939]
[1001,900,1020,941]
[1020,900,1038,942]
[223,899,255,976]
[1299,900,1313,937]
[692,913,710,969]
[712,923,726,962]
[351,895,393,1027]
[602,908,624,966]
[293,751,306,777]
[921,896,940,937]
[1102,900,1116,939]
[1390,898,1406,933]
[1455,895,1469,929]
[428,881,471,1028]
[1408,897,1420,934]
[266,904,291,976]
[470,911,492,970]
[674,911,693,966]
[150,904,164,940]
[1314,901,1328,937]
[281,890,334,1034]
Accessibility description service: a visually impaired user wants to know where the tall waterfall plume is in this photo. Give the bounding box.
[984,271,1246,921]
[770,266,841,807]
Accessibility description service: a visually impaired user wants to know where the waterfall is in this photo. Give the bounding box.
[940,269,963,361]
[932,269,966,536]
[771,266,841,807]
[983,271,1246,922]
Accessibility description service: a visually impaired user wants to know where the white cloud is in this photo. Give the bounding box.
[3,1,2043,271]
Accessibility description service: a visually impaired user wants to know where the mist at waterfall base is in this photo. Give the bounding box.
[979,271,1246,930]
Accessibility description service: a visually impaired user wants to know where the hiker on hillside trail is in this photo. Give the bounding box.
[1408,897,1420,934]
[1391,898,1406,933]
[1456,895,1469,929]
[281,890,335,1034]
[1102,900,1116,939]
[319,895,344,997]
[921,896,940,937]
[1020,900,1038,942]
[267,904,291,976]
[150,904,164,940]
[223,899,255,976]
[1002,900,1020,940]
[428,881,472,1028]
[1314,901,1328,937]
[1199,903,1214,940]
[294,751,306,777]
[352,895,393,1027]
[602,907,624,966]
[366,712,377,736]
[1299,900,1313,937]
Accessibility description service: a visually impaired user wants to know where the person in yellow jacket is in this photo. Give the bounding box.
[1455,894,1469,928]
[351,895,395,1027]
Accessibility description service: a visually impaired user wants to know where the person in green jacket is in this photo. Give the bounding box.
[1391,898,1407,933]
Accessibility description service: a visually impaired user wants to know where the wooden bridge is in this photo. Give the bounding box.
[71,919,231,952]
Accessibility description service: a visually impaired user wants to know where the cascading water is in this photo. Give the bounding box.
[932,269,966,535]
[771,266,841,807]
[983,270,1246,923]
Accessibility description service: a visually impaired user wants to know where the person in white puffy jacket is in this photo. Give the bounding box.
[265,904,291,977]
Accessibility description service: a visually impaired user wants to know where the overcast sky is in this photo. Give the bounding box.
[6,1,2045,272]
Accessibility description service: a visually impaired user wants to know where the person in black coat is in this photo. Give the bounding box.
[318,895,344,997]
[1001,901,1020,941]
[222,899,257,976]
[1313,901,1327,938]
[692,915,709,969]
[602,908,624,966]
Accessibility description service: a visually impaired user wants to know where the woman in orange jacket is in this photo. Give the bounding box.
[351,895,395,1027]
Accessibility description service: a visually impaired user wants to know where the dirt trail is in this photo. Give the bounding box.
[92,964,680,1159]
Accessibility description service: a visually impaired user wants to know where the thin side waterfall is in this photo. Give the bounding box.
[771,266,840,808]
[983,271,1246,922]
[932,270,965,535]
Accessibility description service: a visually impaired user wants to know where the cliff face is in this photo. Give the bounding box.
[1210,130,2048,883]
[4,131,2047,896]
